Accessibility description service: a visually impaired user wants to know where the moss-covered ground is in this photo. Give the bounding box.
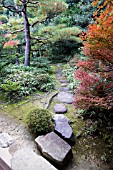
[0,63,113,170]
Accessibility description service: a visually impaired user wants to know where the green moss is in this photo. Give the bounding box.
[0,97,44,121]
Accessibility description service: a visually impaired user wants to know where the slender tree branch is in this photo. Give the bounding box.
[27,1,39,5]
[97,67,113,73]
[7,28,24,34]
[1,0,22,13]
[30,36,49,42]
[30,20,40,27]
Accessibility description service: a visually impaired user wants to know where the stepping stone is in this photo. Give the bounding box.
[53,114,69,123]
[54,103,67,114]
[54,115,75,145]
[56,73,62,78]
[61,83,68,87]
[0,133,14,148]
[59,87,70,92]
[59,79,68,83]
[35,132,73,168]
[55,121,73,139]
[57,92,74,104]
[11,148,57,170]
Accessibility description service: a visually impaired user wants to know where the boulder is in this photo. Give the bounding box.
[11,148,57,170]
[0,133,14,148]
[35,132,73,168]
[57,92,74,104]
[54,103,67,114]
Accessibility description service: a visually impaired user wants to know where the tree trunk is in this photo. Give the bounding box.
[22,3,31,66]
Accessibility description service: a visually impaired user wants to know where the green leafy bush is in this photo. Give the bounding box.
[30,57,53,73]
[0,63,55,101]
[62,64,80,92]
[0,80,20,91]
[26,109,54,135]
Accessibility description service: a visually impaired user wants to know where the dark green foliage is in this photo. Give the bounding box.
[30,57,52,73]
[26,109,54,135]
[38,24,82,63]
[47,40,82,63]
[54,0,96,29]
[0,58,55,102]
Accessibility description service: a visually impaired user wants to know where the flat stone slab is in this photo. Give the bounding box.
[61,83,68,87]
[55,121,73,139]
[35,132,73,167]
[54,103,67,114]
[59,87,70,92]
[0,133,14,148]
[54,115,75,145]
[0,158,12,170]
[11,148,57,170]
[0,147,12,167]
[57,92,74,104]
[59,79,68,83]
[53,114,69,123]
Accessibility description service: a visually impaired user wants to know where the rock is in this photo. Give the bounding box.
[59,79,68,83]
[11,148,57,170]
[57,92,74,104]
[35,132,73,168]
[53,114,69,122]
[54,104,67,114]
[54,115,75,145]
[59,87,70,92]
[0,133,14,148]
[55,121,73,139]
[61,83,68,87]
[56,73,62,78]
[53,114,69,123]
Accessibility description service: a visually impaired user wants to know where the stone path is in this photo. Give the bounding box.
[0,63,111,170]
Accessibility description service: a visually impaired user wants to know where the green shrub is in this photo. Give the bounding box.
[0,80,20,91]
[26,109,54,135]
[0,61,55,101]
[62,64,80,92]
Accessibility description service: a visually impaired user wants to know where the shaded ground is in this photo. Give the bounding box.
[0,63,113,170]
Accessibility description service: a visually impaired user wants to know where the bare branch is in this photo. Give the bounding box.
[27,1,39,5]
[0,0,22,13]
[30,36,48,40]
[30,20,40,27]
[30,36,50,43]
[7,28,24,34]
[97,67,113,73]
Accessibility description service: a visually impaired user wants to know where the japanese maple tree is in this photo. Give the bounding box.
[75,0,113,112]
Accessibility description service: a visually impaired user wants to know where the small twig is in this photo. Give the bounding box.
[45,92,59,109]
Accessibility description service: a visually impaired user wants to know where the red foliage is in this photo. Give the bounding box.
[4,40,19,48]
[74,1,113,111]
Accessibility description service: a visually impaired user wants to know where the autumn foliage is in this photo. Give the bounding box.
[75,0,113,111]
